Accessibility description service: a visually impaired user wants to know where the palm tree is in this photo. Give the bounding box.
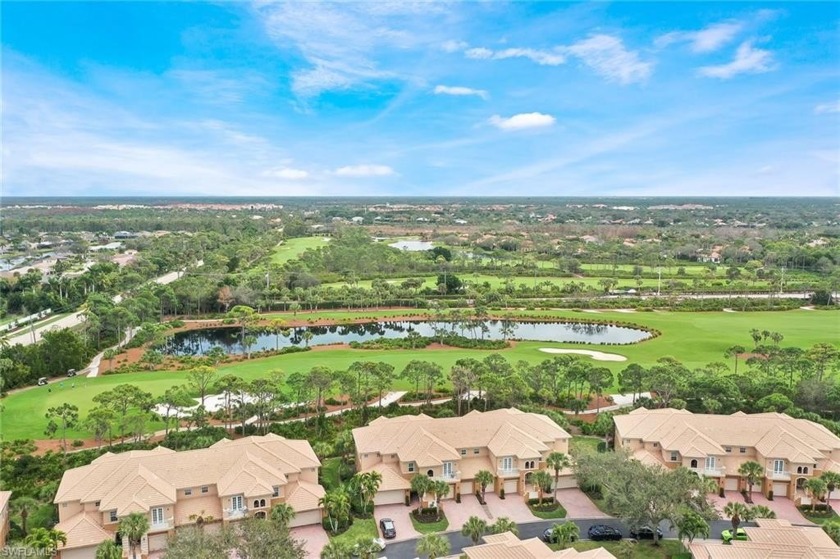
[357,471,383,515]
[738,461,763,503]
[355,536,382,559]
[24,527,67,555]
[95,539,122,559]
[676,509,710,544]
[416,532,451,559]
[807,478,829,512]
[491,517,519,536]
[550,521,580,549]
[431,479,451,520]
[474,470,494,503]
[118,512,150,559]
[319,489,351,533]
[411,474,432,506]
[269,503,296,528]
[531,470,554,505]
[461,515,488,545]
[546,452,571,501]
[320,540,354,559]
[822,472,840,511]
[748,505,776,519]
[12,496,38,536]
[723,502,749,533]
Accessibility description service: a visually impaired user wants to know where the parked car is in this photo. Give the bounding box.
[66,368,77,377]
[630,526,663,540]
[588,524,623,541]
[379,518,396,539]
[721,528,748,543]
[37,377,49,386]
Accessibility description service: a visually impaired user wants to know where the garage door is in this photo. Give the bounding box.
[374,490,405,506]
[289,509,322,527]
[725,477,739,491]
[148,533,168,552]
[772,482,787,498]
[60,547,99,559]
[504,479,518,494]
[460,481,474,495]
[554,475,577,490]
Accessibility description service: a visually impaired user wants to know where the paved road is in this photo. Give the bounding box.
[2,261,202,347]
[378,518,748,559]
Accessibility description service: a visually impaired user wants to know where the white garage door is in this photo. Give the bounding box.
[461,481,474,495]
[725,477,739,491]
[60,546,99,559]
[289,509,322,527]
[772,482,787,498]
[504,479,518,494]
[553,475,577,490]
[148,533,168,552]
[374,489,405,506]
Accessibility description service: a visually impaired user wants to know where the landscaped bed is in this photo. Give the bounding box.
[410,507,449,534]
[528,497,568,519]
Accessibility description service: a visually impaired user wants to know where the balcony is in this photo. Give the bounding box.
[224,507,248,519]
[691,467,725,477]
[766,469,790,481]
[433,473,458,482]
[149,518,174,532]
[497,468,519,477]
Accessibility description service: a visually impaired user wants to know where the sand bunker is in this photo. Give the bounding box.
[538,348,628,362]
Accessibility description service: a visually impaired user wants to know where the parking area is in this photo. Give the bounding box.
[290,524,329,558]
[709,490,813,525]
[374,502,421,542]
[483,493,537,523]
[555,488,611,518]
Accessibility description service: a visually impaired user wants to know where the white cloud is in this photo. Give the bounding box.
[656,22,743,53]
[489,112,556,131]
[334,164,395,177]
[465,46,564,66]
[564,34,653,84]
[263,167,310,180]
[698,41,774,79]
[433,85,488,100]
[441,40,468,53]
[815,100,840,114]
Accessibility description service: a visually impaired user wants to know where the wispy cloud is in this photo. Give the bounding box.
[262,167,310,180]
[564,35,653,84]
[656,22,743,53]
[489,112,556,131]
[441,40,468,53]
[698,41,774,79]
[433,85,488,100]
[815,100,840,114]
[465,46,565,66]
[334,164,395,177]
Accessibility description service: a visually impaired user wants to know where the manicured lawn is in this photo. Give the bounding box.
[560,540,689,559]
[320,457,343,491]
[320,274,663,290]
[270,237,330,264]
[329,517,377,547]
[1,308,835,440]
[570,436,604,456]
[409,510,449,534]
[528,501,568,519]
[798,506,839,525]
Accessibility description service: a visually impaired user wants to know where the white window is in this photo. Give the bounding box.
[670,452,678,462]
[443,462,454,477]
[184,488,192,496]
[272,486,280,497]
[231,495,244,511]
[773,460,785,474]
[201,486,208,494]
[502,457,513,471]
[705,456,716,470]
[407,461,415,473]
[109,510,118,522]
[151,507,164,526]
[460,449,467,456]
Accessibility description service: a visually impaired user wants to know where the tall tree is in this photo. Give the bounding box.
[475,470,494,502]
[119,512,150,559]
[461,515,487,545]
[490,517,519,535]
[234,516,306,559]
[188,366,218,407]
[24,527,67,556]
[676,509,710,544]
[416,533,450,559]
[822,472,840,510]
[44,403,79,454]
[737,461,763,503]
[546,452,571,501]
[550,521,580,549]
[723,502,748,533]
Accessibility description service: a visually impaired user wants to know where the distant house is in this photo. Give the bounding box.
[113,231,136,240]
[0,491,11,549]
[351,216,365,223]
[53,435,325,558]
[352,408,572,506]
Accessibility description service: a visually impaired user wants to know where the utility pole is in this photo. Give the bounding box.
[657,267,662,297]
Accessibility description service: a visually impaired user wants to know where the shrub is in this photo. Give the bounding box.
[71,440,84,447]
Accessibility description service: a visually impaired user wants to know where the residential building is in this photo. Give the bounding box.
[352,408,572,505]
[0,491,11,549]
[464,531,616,559]
[53,434,324,559]
[690,518,840,559]
[614,408,840,499]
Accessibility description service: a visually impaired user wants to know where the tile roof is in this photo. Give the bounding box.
[362,463,411,492]
[353,409,570,465]
[464,532,617,559]
[55,512,113,551]
[284,481,325,512]
[615,409,840,462]
[0,491,11,513]
[689,519,840,559]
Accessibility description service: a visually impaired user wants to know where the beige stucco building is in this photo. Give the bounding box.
[53,434,324,559]
[689,518,840,559]
[352,408,573,505]
[614,408,840,500]
[0,491,11,549]
[463,531,616,559]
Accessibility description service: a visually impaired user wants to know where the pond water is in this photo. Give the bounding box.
[389,240,434,251]
[162,320,650,356]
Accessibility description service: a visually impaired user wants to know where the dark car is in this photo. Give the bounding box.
[379,518,396,539]
[588,524,623,541]
[630,526,663,540]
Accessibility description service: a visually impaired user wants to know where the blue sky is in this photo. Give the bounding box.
[2,1,838,197]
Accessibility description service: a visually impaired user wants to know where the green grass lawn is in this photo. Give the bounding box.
[798,506,840,525]
[562,539,689,559]
[1,308,836,440]
[320,274,666,290]
[270,237,330,264]
[409,511,449,534]
[570,436,604,456]
[329,517,378,547]
[528,501,568,519]
[320,457,343,491]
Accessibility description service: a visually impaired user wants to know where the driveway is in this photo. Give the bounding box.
[710,490,813,525]
[444,493,491,528]
[290,524,329,558]
[554,488,610,518]
[375,502,420,543]
[483,493,537,523]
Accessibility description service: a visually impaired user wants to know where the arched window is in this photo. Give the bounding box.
[253,500,260,509]
[427,470,434,478]
[690,459,698,469]
[255,511,266,519]
[803,467,809,474]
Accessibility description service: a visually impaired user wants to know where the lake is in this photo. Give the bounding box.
[388,240,434,251]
